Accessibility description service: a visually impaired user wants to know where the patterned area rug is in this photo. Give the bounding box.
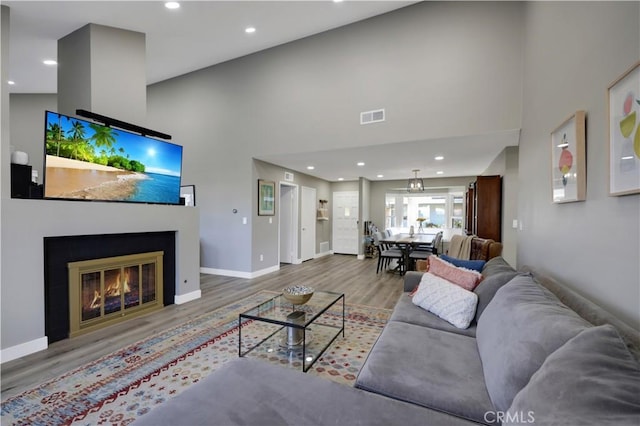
[1,291,390,426]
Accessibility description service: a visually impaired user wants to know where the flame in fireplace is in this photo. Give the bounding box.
[89,270,132,309]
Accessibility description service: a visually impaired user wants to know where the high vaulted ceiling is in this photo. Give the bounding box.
[3,1,519,182]
[4,0,416,94]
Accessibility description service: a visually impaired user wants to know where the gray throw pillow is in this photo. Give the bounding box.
[480,256,516,278]
[505,324,640,425]
[476,274,591,412]
[473,271,519,321]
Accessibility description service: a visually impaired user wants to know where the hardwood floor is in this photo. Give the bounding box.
[1,254,403,400]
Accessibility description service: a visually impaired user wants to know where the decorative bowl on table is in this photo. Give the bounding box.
[282,285,314,305]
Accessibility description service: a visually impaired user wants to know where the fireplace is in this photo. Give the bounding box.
[68,251,164,337]
[44,232,176,343]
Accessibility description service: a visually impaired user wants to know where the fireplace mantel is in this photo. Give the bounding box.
[1,199,200,363]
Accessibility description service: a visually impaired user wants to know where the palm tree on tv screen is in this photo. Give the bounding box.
[69,120,87,160]
[89,124,118,155]
[46,122,65,156]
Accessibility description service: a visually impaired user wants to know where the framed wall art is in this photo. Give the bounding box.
[180,185,196,206]
[608,61,640,196]
[551,110,586,203]
[258,179,275,216]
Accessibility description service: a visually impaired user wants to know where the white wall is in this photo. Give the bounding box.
[147,1,524,274]
[483,146,519,266]
[518,1,639,328]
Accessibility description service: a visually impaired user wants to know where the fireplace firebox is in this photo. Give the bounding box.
[44,232,176,344]
[68,251,164,337]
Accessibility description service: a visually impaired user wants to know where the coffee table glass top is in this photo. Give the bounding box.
[240,290,343,326]
[238,290,345,372]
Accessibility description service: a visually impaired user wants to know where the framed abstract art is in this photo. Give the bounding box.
[551,110,586,203]
[608,61,640,196]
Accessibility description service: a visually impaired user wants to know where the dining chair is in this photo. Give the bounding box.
[408,231,443,270]
[373,232,405,274]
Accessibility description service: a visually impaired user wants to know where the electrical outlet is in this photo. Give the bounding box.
[259,254,264,261]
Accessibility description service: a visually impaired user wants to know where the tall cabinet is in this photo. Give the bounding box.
[465,175,502,242]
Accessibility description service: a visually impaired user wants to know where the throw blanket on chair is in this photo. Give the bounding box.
[448,235,474,260]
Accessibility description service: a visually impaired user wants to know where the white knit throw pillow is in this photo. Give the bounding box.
[412,272,478,329]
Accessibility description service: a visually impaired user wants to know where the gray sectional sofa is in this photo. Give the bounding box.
[134,257,640,425]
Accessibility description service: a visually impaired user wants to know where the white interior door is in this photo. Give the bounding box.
[300,186,316,262]
[279,183,298,264]
[332,191,359,255]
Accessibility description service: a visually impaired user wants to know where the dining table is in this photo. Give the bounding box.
[379,233,435,273]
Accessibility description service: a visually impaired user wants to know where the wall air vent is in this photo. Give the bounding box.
[284,171,294,182]
[360,108,385,125]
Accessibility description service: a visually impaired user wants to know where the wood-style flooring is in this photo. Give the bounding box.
[1,254,402,400]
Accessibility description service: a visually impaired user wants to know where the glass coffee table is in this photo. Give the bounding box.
[238,290,345,372]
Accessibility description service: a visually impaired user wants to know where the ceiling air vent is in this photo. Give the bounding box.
[360,108,385,125]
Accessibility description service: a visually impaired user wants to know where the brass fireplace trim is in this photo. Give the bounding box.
[68,251,164,337]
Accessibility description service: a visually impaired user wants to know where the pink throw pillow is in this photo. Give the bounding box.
[428,255,482,291]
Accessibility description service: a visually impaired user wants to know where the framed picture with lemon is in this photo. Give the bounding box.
[551,110,586,203]
[608,61,640,196]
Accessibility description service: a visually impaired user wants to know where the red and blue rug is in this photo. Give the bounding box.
[1,291,390,426]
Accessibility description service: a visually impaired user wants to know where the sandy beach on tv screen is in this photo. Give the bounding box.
[45,155,145,200]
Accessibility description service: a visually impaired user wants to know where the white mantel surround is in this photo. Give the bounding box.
[0,198,200,363]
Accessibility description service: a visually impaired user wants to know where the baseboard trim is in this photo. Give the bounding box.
[174,289,201,305]
[200,264,280,279]
[314,250,333,259]
[1,336,48,364]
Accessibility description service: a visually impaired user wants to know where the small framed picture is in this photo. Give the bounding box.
[180,185,196,206]
[551,110,586,203]
[608,61,640,196]
[258,179,275,216]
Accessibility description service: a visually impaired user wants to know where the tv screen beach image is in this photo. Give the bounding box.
[44,111,183,204]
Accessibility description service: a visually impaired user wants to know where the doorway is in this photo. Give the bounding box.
[332,191,359,255]
[279,182,298,264]
[300,186,316,262]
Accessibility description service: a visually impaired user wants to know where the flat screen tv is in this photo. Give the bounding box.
[43,111,183,205]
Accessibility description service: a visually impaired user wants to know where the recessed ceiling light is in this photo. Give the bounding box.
[43,59,57,66]
[307,166,315,170]
[7,80,15,85]
[434,156,444,161]
[436,171,444,175]
[377,174,384,178]
[245,27,256,34]
[357,162,365,166]
[165,2,180,10]
[338,178,344,181]
[333,0,344,3]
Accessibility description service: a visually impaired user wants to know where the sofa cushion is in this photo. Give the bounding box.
[473,271,519,321]
[412,272,478,329]
[132,358,479,426]
[476,274,591,412]
[440,254,486,272]
[505,325,640,425]
[429,255,483,291]
[480,256,516,278]
[390,294,477,337]
[356,321,494,424]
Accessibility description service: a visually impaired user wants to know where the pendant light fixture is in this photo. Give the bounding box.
[407,169,425,193]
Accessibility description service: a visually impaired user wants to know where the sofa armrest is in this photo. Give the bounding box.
[404,271,423,292]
